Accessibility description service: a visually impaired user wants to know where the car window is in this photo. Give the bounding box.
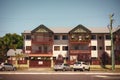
[64,64,69,66]
[75,62,81,64]
[4,63,8,65]
[75,62,79,64]
[4,63,13,66]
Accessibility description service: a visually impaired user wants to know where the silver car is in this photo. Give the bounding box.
[54,63,71,71]
[0,63,17,71]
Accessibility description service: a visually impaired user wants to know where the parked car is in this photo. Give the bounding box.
[54,63,71,71]
[73,61,90,71]
[0,63,17,71]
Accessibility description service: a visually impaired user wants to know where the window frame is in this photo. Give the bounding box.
[54,46,60,51]
[62,35,68,40]
[26,46,31,50]
[91,35,96,40]
[62,46,68,51]
[91,46,96,50]
[26,35,31,40]
[54,35,60,40]
[105,35,111,40]
[106,46,111,50]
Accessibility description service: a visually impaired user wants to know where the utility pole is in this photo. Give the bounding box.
[109,13,115,70]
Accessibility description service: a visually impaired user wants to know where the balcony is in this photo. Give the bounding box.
[70,40,90,44]
[29,50,52,57]
[69,34,91,44]
[29,53,52,57]
[31,50,52,54]
[32,39,53,44]
[70,50,91,55]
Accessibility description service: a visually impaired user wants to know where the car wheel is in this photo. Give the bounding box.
[1,67,5,71]
[87,67,90,71]
[13,68,17,71]
[82,67,85,71]
[71,68,74,71]
[63,68,66,71]
[74,69,76,71]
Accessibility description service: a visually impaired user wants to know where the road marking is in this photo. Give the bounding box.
[95,75,120,79]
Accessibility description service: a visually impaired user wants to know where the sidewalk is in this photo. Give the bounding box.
[90,65,120,72]
[20,67,120,73]
[16,65,120,72]
[27,68,53,72]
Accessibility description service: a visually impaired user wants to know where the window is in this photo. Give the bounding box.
[98,36,103,40]
[26,46,31,50]
[26,35,31,40]
[74,46,79,50]
[91,35,96,40]
[62,35,68,40]
[79,45,89,50]
[91,46,96,50]
[62,46,68,51]
[79,36,82,41]
[105,35,111,40]
[44,46,48,53]
[99,47,103,50]
[106,46,111,50]
[54,46,60,51]
[54,35,60,40]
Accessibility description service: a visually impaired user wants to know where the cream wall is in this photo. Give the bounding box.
[24,40,31,53]
[53,45,68,58]
[104,40,111,56]
[91,40,98,57]
[53,34,69,58]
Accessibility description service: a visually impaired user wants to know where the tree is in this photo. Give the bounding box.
[100,51,109,68]
[0,33,23,62]
[56,54,64,64]
[0,37,7,62]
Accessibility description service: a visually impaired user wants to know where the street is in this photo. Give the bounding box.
[0,71,120,80]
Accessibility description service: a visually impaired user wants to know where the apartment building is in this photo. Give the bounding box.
[22,24,120,67]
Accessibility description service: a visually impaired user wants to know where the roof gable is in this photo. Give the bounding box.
[31,24,53,33]
[69,24,91,34]
[114,27,120,34]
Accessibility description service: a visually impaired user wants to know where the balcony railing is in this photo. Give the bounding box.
[70,50,91,54]
[32,39,53,44]
[31,50,52,54]
[70,40,90,44]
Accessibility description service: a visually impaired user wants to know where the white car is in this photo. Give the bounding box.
[73,61,90,71]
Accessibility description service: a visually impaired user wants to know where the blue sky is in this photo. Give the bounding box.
[0,0,120,36]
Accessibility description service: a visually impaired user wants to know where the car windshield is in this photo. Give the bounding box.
[4,63,13,66]
[75,62,81,64]
[64,64,69,66]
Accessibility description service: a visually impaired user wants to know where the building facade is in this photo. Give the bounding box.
[22,24,120,67]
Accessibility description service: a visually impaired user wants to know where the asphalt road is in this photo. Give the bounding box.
[0,72,120,80]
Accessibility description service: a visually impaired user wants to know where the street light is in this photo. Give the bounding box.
[109,13,115,70]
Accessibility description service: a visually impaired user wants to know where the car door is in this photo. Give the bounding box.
[5,63,12,70]
[64,64,70,70]
[8,64,13,70]
[4,63,9,70]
